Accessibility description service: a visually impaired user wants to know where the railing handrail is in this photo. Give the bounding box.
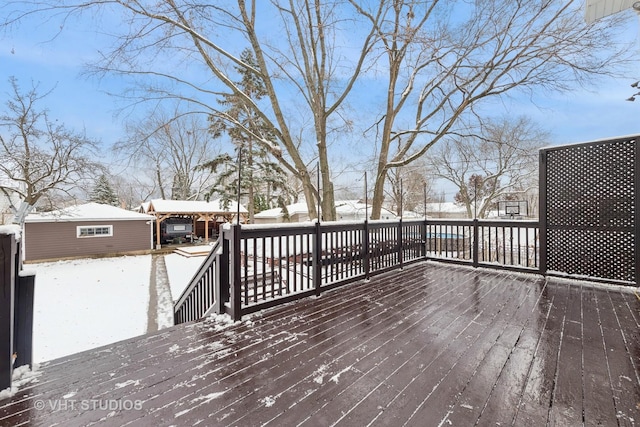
[424,218,539,225]
[173,233,223,311]
[175,217,545,323]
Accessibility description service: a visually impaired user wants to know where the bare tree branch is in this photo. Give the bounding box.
[0,76,102,222]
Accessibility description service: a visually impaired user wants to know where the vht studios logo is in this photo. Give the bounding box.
[34,399,143,411]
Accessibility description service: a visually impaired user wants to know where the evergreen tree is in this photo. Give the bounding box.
[89,175,119,206]
[201,49,295,221]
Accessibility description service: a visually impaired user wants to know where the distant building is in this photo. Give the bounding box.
[335,200,396,221]
[141,199,249,246]
[253,200,397,224]
[24,203,155,262]
[253,202,310,224]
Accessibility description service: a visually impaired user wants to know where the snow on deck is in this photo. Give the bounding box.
[1,262,638,426]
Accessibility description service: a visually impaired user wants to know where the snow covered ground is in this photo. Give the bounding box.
[30,253,202,363]
[164,253,205,301]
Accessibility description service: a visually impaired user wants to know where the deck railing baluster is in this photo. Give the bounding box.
[175,218,542,322]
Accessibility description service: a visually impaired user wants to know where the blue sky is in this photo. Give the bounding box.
[2,4,640,197]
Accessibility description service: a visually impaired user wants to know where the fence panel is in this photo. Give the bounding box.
[478,221,539,269]
[237,224,316,308]
[174,233,225,324]
[425,220,474,263]
[541,137,638,285]
[1,231,35,391]
[319,222,367,286]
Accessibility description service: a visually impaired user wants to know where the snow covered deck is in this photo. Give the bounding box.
[2,262,639,426]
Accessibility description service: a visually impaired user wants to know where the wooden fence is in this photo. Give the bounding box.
[174,218,541,324]
[0,230,35,391]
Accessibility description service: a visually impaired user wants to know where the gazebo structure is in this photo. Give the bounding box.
[143,199,248,247]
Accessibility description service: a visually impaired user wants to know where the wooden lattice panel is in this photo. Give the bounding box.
[544,137,636,283]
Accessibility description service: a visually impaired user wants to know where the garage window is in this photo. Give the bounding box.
[77,225,113,238]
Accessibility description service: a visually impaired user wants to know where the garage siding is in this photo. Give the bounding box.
[24,220,152,261]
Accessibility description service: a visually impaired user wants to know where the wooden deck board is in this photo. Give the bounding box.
[582,286,620,427]
[1,262,639,426]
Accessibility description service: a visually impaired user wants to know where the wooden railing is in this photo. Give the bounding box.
[174,218,541,324]
[426,219,540,272]
[173,228,229,324]
[1,229,35,391]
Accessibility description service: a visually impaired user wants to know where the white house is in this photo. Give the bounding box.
[253,200,397,224]
[253,202,311,224]
[335,200,396,221]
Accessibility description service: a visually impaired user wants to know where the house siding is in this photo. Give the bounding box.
[253,217,284,225]
[24,220,152,261]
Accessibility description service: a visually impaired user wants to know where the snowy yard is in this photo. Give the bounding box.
[30,253,203,363]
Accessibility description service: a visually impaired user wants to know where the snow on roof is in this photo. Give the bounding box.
[25,203,156,223]
[254,207,284,219]
[147,199,248,214]
[255,201,398,219]
[139,201,151,213]
[335,200,396,218]
[285,202,311,215]
[254,202,310,219]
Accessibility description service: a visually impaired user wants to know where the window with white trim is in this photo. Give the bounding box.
[77,225,113,238]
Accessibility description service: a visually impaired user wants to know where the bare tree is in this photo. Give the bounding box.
[115,108,218,201]
[350,0,631,218]
[3,0,381,221]
[0,77,101,223]
[385,157,436,216]
[427,116,545,219]
[110,174,158,210]
[3,0,632,221]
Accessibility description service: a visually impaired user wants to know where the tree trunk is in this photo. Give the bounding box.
[370,48,401,220]
[157,167,166,199]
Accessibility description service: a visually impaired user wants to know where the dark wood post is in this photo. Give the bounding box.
[14,272,35,369]
[398,219,404,270]
[539,149,548,276]
[363,221,370,280]
[217,227,230,314]
[421,219,427,259]
[473,219,479,268]
[0,233,16,390]
[313,221,322,296]
[230,224,242,321]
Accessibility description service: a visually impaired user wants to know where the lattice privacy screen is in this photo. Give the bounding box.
[542,137,637,284]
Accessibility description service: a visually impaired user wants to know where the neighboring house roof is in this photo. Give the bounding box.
[25,202,156,223]
[254,202,309,219]
[139,201,151,213]
[254,200,397,220]
[253,207,284,219]
[335,200,396,219]
[146,199,248,215]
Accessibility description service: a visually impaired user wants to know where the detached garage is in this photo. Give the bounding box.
[24,203,155,262]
